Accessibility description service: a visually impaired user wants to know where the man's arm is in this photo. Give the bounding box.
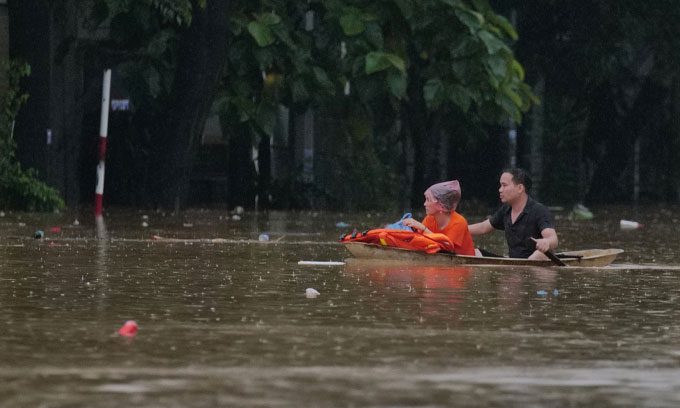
[533,228,558,252]
[468,219,494,236]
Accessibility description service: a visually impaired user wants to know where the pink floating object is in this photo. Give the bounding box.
[118,320,138,337]
[50,226,62,233]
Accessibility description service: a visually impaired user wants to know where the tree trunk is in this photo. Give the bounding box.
[149,0,230,211]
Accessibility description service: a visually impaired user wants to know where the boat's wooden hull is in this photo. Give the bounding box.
[343,242,623,267]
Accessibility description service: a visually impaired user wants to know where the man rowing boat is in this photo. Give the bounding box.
[468,168,558,260]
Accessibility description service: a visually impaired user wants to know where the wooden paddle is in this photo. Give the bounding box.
[530,238,566,266]
[544,250,567,266]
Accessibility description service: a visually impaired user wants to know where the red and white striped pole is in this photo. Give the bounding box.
[94,69,111,217]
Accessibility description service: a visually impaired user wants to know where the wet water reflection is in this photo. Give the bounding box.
[1,208,680,406]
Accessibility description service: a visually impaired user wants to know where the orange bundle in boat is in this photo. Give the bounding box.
[340,229,456,254]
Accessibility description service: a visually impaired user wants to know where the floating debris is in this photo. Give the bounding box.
[298,261,345,266]
[305,288,320,298]
[73,219,80,226]
[34,230,45,239]
[258,234,270,241]
[141,221,149,228]
[620,219,643,230]
[117,320,138,337]
[50,226,61,233]
[571,203,594,220]
[0,211,4,217]
[231,214,242,221]
[183,223,193,228]
[233,206,244,215]
[335,221,350,228]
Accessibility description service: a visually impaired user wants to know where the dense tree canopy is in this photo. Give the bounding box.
[8,0,680,211]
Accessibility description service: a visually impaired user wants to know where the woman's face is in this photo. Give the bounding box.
[424,191,439,215]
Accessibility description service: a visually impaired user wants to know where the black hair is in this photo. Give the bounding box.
[502,168,532,192]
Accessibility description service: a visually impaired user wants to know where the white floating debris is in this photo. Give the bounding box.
[258,234,270,241]
[298,261,345,266]
[141,221,149,228]
[305,288,320,298]
[73,219,80,226]
[231,214,241,221]
[233,206,244,215]
[620,219,643,230]
[0,211,4,217]
[183,223,193,228]
[142,214,149,220]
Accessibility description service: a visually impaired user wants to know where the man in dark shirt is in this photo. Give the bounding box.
[468,168,558,260]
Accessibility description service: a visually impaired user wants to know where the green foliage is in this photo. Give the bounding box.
[85,0,196,112]
[84,0,536,209]
[93,0,194,27]
[0,61,65,211]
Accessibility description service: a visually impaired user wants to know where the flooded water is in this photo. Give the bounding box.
[1,206,680,407]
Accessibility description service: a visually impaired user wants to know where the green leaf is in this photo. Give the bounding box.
[455,8,484,33]
[340,13,365,36]
[502,85,523,108]
[486,54,507,78]
[365,52,406,74]
[510,59,525,81]
[487,71,500,89]
[489,14,518,41]
[423,78,445,108]
[478,31,506,54]
[247,21,275,47]
[387,71,407,99]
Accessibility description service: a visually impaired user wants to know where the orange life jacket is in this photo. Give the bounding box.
[340,229,456,254]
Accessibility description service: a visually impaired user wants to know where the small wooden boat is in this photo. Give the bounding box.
[343,242,623,267]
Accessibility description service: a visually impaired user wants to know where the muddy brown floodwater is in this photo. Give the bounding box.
[1,206,680,407]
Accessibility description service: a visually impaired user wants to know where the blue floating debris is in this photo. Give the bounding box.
[335,221,350,228]
[34,230,45,239]
[536,290,548,296]
[553,289,559,296]
[258,233,270,241]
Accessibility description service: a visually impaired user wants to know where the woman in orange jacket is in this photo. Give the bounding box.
[402,180,476,256]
